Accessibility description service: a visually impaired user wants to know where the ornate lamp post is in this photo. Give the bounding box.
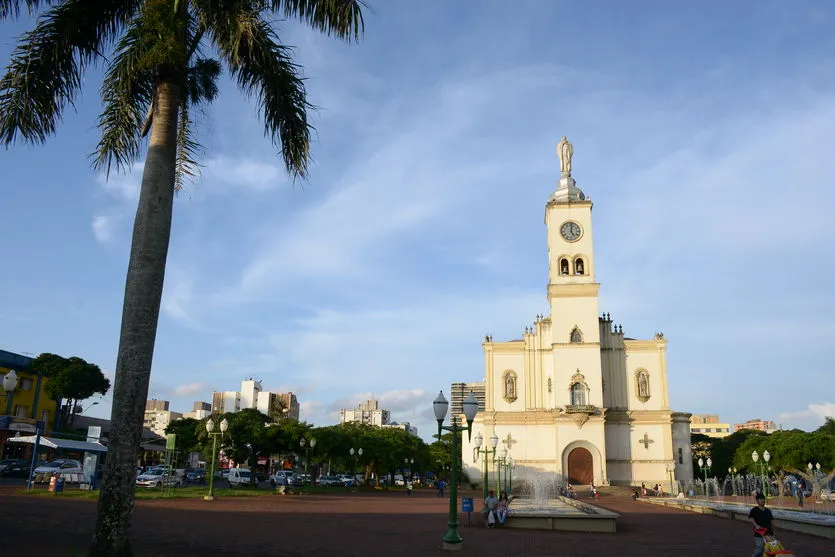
[472,430,499,500]
[506,456,514,494]
[494,447,507,494]
[3,369,19,415]
[752,450,770,500]
[300,437,316,484]
[350,447,363,479]
[204,417,228,501]
[698,457,712,499]
[433,390,478,551]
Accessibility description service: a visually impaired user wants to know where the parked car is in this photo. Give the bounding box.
[4,459,46,478]
[316,475,343,487]
[186,469,206,483]
[136,467,183,489]
[34,459,83,476]
[0,459,18,475]
[227,468,252,487]
[269,471,295,487]
[337,474,356,487]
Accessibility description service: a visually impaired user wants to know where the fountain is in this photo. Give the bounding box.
[504,471,619,532]
[644,472,835,539]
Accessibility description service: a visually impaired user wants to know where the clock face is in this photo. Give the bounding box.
[560,221,582,242]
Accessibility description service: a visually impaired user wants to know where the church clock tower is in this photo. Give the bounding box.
[545,137,603,409]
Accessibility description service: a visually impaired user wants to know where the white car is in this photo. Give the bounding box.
[136,467,183,489]
[34,459,82,475]
[227,468,252,487]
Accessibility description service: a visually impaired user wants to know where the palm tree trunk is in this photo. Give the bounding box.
[91,78,180,557]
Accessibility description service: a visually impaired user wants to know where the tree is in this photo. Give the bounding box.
[817,417,835,435]
[163,417,200,467]
[30,353,110,426]
[1,2,365,554]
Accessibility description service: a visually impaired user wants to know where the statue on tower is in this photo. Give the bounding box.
[557,136,574,176]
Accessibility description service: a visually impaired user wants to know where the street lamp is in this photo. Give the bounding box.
[300,437,316,483]
[494,446,508,494]
[350,447,363,479]
[3,369,19,415]
[506,456,514,495]
[433,390,478,551]
[204,417,228,501]
[472,430,499,499]
[697,457,711,498]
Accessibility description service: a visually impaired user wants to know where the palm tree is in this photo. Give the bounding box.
[0,1,365,555]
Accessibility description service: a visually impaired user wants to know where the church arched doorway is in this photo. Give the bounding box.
[567,447,593,485]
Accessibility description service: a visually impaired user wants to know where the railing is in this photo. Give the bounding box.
[564,405,596,414]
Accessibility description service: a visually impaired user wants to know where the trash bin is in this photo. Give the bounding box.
[54,477,65,494]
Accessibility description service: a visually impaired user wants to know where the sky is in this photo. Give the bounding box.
[1,1,834,442]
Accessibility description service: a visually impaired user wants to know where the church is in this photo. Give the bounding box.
[462,138,693,489]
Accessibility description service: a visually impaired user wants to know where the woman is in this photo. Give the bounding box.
[496,491,510,526]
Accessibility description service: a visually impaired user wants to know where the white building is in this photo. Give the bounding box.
[340,399,391,427]
[143,409,183,437]
[451,382,486,417]
[461,138,693,489]
[211,380,300,421]
[382,421,419,437]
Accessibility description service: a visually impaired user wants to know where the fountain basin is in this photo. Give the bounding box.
[638,498,835,539]
[506,497,619,533]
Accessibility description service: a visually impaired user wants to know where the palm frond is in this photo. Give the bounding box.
[175,57,221,189]
[267,0,365,41]
[0,0,52,20]
[208,9,313,178]
[0,0,144,146]
[92,24,155,176]
[175,101,201,191]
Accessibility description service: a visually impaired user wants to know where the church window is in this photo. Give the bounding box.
[547,378,552,393]
[569,327,583,344]
[678,447,683,465]
[634,369,651,402]
[570,382,586,406]
[559,258,570,275]
[574,257,585,275]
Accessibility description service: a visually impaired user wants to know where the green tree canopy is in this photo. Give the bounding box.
[30,352,110,424]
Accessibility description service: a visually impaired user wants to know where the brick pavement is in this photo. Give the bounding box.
[0,489,832,556]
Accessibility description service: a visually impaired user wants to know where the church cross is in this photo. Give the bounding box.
[502,433,518,452]
[640,433,654,450]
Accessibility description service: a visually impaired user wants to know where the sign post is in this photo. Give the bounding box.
[26,420,45,491]
[462,496,474,526]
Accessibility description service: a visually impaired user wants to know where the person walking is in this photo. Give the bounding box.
[796,480,805,509]
[749,492,775,557]
[437,479,445,497]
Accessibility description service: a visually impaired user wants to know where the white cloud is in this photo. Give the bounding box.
[203,156,284,192]
[174,381,207,396]
[91,214,119,244]
[778,403,835,430]
[96,162,143,202]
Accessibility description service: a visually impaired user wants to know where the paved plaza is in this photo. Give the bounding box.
[1,489,832,556]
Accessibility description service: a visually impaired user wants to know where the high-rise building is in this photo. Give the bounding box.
[451,382,486,417]
[143,402,183,436]
[240,378,262,410]
[212,391,241,414]
[276,392,300,421]
[145,399,169,411]
[183,401,212,420]
[734,419,778,434]
[340,399,390,427]
[689,414,731,438]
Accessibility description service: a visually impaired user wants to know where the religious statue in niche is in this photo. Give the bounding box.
[635,369,651,402]
[503,371,518,402]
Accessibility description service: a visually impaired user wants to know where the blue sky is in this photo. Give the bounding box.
[2,1,834,441]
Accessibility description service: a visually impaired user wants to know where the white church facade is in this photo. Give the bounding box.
[462,138,693,488]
